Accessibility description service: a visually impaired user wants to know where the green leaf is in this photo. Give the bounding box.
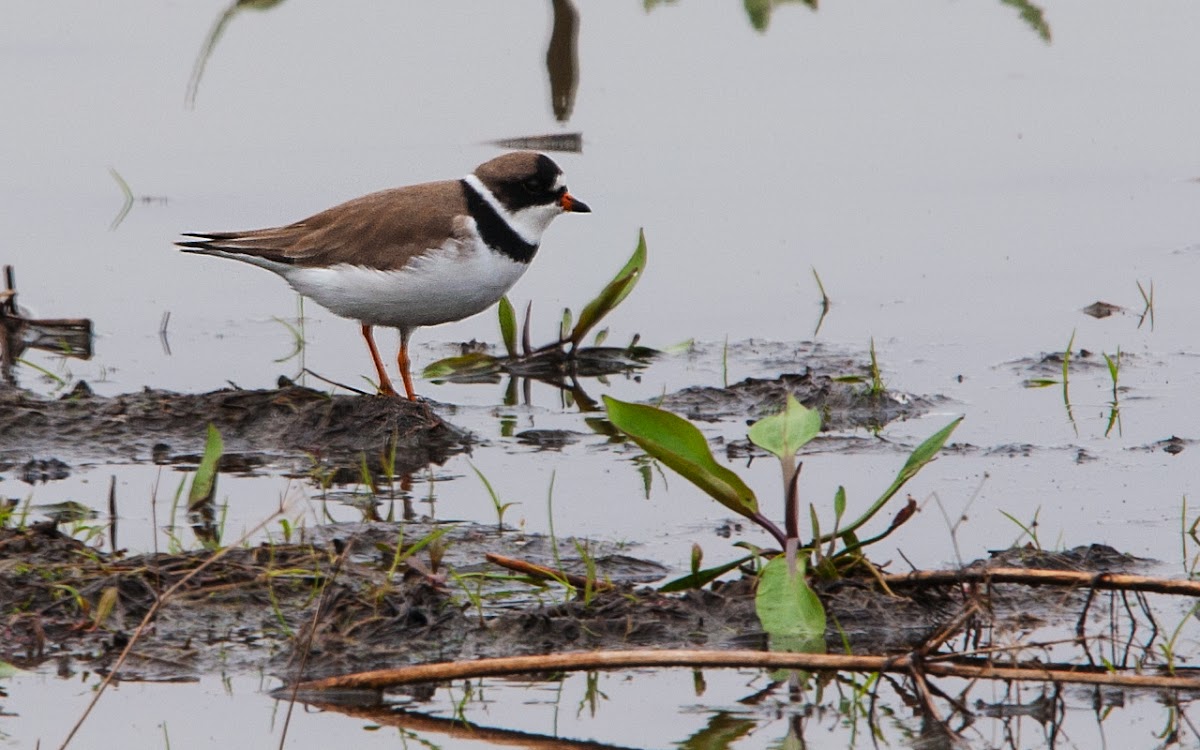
[422,351,500,379]
[560,307,573,342]
[569,229,647,348]
[832,417,963,542]
[895,416,963,485]
[498,296,517,357]
[603,396,758,518]
[833,486,846,520]
[188,424,223,510]
[1001,0,1052,43]
[755,555,826,639]
[1023,378,1059,388]
[747,393,820,460]
[659,554,754,593]
[1103,350,1120,383]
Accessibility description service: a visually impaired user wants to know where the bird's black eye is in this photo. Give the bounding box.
[521,178,542,193]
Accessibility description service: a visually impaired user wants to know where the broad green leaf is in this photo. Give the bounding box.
[755,555,826,639]
[603,396,757,518]
[659,554,754,593]
[188,424,223,510]
[833,486,846,520]
[748,394,820,460]
[569,229,647,347]
[498,296,517,357]
[422,351,499,379]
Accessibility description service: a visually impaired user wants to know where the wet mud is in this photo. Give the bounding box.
[658,371,940,429]
[0,514,1143,685]
[0,382,467,474]
[0,367,939,480]
[0,369,967,684]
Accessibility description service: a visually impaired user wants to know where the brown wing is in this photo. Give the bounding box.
[178,179,471,271]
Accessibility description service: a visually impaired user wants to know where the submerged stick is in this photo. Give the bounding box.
[291,648,1200,693]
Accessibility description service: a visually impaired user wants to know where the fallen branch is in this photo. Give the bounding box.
[291,648,1200,693]
[882,567,1200,597]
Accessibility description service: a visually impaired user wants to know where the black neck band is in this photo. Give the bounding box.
[461,180,538,264]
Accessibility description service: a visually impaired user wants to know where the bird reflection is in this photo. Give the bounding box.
[546,0,580,122]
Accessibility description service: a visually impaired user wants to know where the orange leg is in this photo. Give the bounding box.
[361,324,398,397]
[397,327,417,401]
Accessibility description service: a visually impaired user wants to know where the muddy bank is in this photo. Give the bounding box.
[0,370,942,478]
[0,382,468,473]
[0,519,1143,683]
[658,371,940,429]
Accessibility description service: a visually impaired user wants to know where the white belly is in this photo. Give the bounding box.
[283,244,530,330]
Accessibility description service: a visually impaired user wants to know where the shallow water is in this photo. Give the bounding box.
[4,1,1200,747]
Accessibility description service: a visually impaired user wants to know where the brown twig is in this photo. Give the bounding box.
[298,367,369,396]
[291,649,1200,693]
[278,534,354,750]
[485,552,612,592]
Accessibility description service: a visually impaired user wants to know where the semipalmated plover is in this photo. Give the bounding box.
[178,151,590,400]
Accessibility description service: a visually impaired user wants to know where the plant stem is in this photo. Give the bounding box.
[784,462,802,541]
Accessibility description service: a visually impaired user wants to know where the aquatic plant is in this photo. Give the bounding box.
[423,230,656,389]
[604,393,961,640]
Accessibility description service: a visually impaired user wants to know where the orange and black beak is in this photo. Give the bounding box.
[559,192,591,213]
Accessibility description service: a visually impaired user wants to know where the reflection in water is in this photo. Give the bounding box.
[645,0,1051,39]
[645,0,816,32]
[186,0,287,109]
[547,0,580,122]
[187,0,585,126]
[492,132,583,153]
[743,0,816,32]
[1001,0,1052,42]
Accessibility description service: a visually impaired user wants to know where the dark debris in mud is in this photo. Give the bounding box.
[983,543,1149,572]
[658,371,940,430]
[1010,348,1113,377]
[1132,435,1191,455]
[0,382,469,473]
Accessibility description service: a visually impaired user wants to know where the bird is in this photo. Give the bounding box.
[177,151,590,400]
